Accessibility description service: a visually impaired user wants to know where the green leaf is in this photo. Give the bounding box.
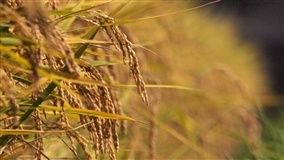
[19,82,58,123]
[0,37,22,45]
[74,26,101,58]
[0,45,31,69]
[12,75,32,85]
[57,0,85,31]
[52,0,112,24]
[80,57,122,67]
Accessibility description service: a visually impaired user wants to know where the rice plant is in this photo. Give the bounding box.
[0,0,150,159]
[1,0,281,159]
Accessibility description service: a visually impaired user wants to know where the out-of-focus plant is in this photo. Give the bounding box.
[113,0,271,159]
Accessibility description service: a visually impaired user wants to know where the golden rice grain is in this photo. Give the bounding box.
[0,1,150,159]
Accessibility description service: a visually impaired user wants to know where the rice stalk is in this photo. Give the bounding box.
[0,0,150,159]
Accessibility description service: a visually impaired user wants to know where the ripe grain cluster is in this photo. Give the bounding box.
[0,0,148,159]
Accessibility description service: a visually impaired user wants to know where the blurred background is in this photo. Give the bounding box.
[113,0,284,159]
[211,1,284,158]
[211,0,284,96]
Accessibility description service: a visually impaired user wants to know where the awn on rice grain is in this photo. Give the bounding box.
[0,0,149,159]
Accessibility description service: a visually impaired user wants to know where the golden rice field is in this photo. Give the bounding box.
[0,0,283,159]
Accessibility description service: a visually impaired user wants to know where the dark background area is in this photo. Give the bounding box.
[210,0,284,96]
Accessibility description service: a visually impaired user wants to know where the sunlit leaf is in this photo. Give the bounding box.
[107,0,221,25]
[0,37,22,45]
[39,105,135,121]
[0,45,31,69]
[0,129,64,135]
[114,84,202,92]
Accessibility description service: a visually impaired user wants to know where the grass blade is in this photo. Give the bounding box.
[114,84,202,92]
[109,0,221,25]
[0,129,65,135]
[75,26,101,58]
[38,105,135,121]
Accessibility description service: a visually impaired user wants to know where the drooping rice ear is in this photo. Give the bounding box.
[3,0,23,9]
[82,11,149,106]
[46,0,59,10]
[0,0,150,159]
[0,68,19,118]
